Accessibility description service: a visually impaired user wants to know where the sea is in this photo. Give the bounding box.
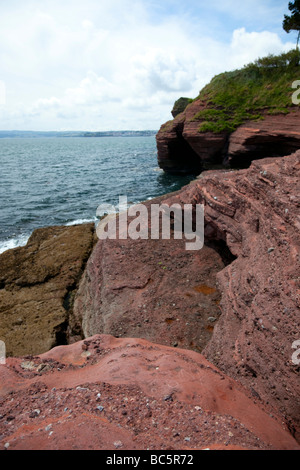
[0,136,195,254]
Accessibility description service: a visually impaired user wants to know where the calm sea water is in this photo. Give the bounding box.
[0,136,194,253]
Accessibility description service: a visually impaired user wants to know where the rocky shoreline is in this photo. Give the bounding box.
[0,149,299,450]
[0,223,96,357]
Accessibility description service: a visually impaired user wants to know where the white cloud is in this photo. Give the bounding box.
[34,97,61,111]
[130,49,197,93]
[229,28,295,67]
[64,72,121,106]
[0,0,296,131]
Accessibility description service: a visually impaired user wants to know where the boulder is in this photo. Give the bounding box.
[72,195,227,353]
[0,224,96,357]
[171,97,193,118]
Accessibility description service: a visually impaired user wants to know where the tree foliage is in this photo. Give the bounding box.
[283,1,300,47]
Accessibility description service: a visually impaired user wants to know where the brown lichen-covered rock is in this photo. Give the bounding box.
[0,334,298,450]
[163,151,300,440]
[0,224,95,357]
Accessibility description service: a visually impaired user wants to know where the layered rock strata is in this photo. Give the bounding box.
[163,151,300,440]
[156,100,300,173]
[73,151,300,441]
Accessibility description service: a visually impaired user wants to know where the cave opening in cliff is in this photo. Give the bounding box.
[228,136,300,169]
[167,135,202,175]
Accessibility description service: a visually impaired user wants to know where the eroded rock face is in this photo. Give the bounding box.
[228,112,300,167]
[0,224,96,357]
[0,335,298,450]
[73,152,300,441]
[156,100,300,174]
[163,151,300,440]
[156,101,228,174]
[72,196,226,353]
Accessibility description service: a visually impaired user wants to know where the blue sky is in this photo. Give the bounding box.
[0,0,297,131]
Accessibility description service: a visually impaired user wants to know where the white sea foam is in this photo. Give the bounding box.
[0,234,30,254]
[65,217,98,227]
[0,218,98,255]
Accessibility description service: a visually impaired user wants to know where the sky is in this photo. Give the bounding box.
[0,0,297,131]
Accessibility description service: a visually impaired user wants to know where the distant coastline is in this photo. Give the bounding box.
[0,130,157,138]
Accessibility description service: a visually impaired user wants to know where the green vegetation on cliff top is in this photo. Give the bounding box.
[172,97,194,117]
[188,50,300,133]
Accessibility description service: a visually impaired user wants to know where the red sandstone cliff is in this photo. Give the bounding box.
[72,151,300,443]
[165,151,300,441]
[156,99,300,174]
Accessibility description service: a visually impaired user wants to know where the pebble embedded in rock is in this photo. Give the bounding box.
[29,409,41,418]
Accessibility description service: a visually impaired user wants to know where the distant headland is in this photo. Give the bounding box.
[0,130,157,138]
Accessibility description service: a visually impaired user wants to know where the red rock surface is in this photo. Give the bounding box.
[163,151,300,441]
[71,151,300,444]
[72,202,226,353]
[156,99,300,173]
[69,152,300,443]
[156,101,228,174]
[0,335,299,450]
[228,112,300,163]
